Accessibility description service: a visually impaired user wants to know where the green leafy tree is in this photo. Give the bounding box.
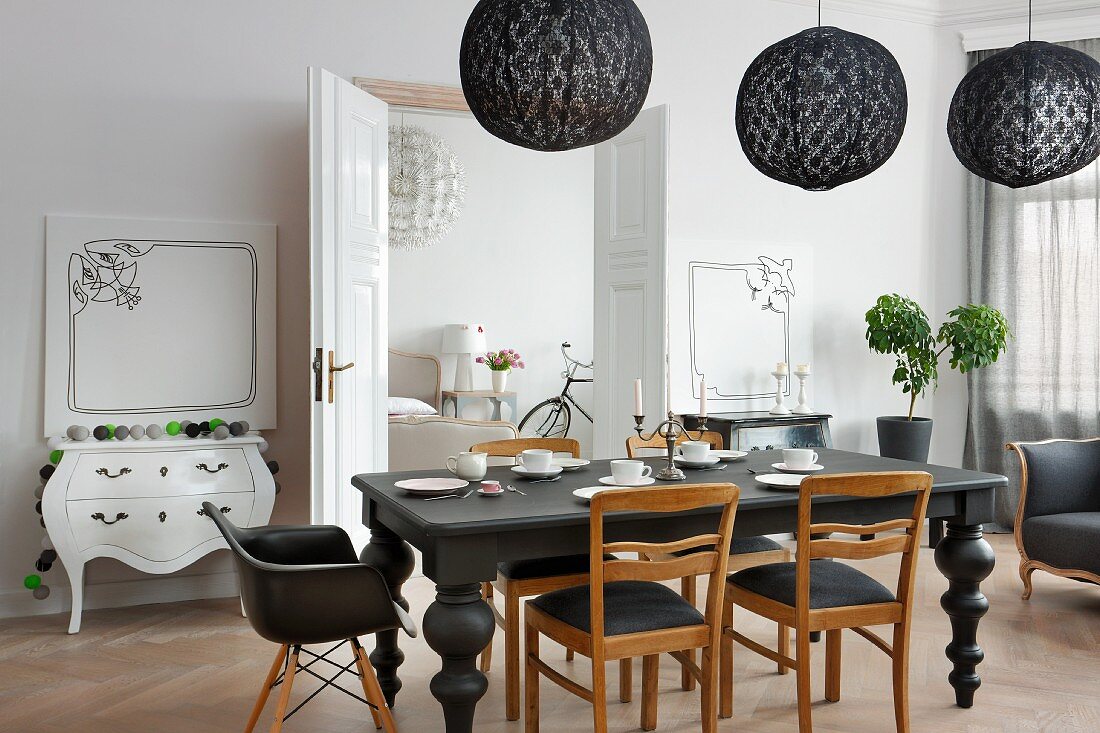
[865,295,1010,420]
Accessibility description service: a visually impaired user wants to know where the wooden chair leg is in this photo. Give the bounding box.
[505,585,522,721]
[245,644,287,733]
[641,655,659,731]
[825,629,842,703]
[680,575,698,691]
[269,645,300,733]
[480,582,494,673]
[795,629,813,733]
[357,643,398,733]
[778,623,790,675]
[592,654,608,733]
[351,639,384,730]
[892,623,911,733]
[566,648,575,662]
[719,602,733,719]
[1020,562,1036,601]
[700,645,719,733]
[525,623,540,733]
[619,658,633,703]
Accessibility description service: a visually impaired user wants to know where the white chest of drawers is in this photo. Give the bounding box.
[42,435,276,633]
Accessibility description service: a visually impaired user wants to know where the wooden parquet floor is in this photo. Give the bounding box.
[1,534,1098,733]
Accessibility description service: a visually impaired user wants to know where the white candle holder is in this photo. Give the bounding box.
[792,371,813,415]
[769,370,791,415]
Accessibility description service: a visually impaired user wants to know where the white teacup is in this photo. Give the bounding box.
[446,451,488,481]
[517,449,554,473]
[610,459,653,485]
[679,440,712,462]
[782,448,819,470]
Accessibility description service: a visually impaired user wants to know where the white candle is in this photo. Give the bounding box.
[634,378,644,416]
[775,362,788,375]
[699,378,707,418]
[795,363,812,375]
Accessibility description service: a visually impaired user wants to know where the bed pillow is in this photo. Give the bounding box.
[388,396,438,416]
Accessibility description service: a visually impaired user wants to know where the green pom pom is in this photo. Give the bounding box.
[105,424,116,439]
[49,450,63,465]
[209,418,225,430]
[166,421,181,436]
[24,574,41,590]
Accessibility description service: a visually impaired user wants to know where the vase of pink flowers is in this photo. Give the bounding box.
[477,349,525,393]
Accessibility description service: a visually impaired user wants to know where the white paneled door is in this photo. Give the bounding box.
[592,106,669,459]
[309,68,388,548]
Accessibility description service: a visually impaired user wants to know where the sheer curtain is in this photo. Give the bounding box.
[963,38,1100,529]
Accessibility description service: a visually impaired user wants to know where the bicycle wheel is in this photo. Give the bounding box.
[518,398,572,438]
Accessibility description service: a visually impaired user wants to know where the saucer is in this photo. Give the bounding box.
[394,478,469,496]
[754,473,806,490]
[478,488,505,497]
[674,454,721,468]
[598,476,656,487]
[712,450,748,462]
[511,465,564,480]
[573,487,613,502]
[773,462,824,474]
[555,458,591,472]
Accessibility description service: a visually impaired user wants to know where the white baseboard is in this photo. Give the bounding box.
[0,570,240,623]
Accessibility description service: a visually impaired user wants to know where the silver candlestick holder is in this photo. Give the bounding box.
[769,370,791,415]
[633,411,708,481]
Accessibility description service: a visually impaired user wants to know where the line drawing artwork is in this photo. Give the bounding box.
[686,255,803,403]
[69,239,152,314]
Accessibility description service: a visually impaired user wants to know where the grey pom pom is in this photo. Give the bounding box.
[70,426,90,441]
[239,421,251,433]
[180,420,193,431]
[129,424,145,440]
[229,421,245,436]
[66,425,81,439]
[274,481,282,495]
[146,424,164,439]
[34,485,44,499]
[114,425,130,440]
[32,585,50,600]
[213,425,231,440]
[41,535,54,551]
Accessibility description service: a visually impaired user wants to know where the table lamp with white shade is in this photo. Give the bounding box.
[441,324,487,392]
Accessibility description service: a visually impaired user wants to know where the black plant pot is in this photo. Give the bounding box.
[877,416,933,462]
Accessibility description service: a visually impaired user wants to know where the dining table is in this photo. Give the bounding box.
[352,448,1006,733]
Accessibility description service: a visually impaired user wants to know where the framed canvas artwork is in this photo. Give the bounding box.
[44,216,277,435]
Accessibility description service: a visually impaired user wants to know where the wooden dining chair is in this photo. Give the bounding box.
[720,471,933,733]
[472,437,610,722]
[524,483,739,733]
[628,430,790,689]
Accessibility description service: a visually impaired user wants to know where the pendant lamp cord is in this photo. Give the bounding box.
[1028,0,1032,41]
[818,0,822,27]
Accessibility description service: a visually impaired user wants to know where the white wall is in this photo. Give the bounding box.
[0,0,974,619]
[388,112,594,451]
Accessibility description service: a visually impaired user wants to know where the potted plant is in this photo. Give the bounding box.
[476,348,525,393]
[865,294,1010,461]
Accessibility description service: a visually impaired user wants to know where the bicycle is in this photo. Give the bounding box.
[518,342,593,438]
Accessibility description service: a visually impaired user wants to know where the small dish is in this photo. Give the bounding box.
[554,458,591,472]
[712,450,748,462]
[394,478,470,496]
[598,476,656,487]
[773,462,824,474]
[754,473,806,490]
[573,486,628,502]
[673,455,721,468]
[477,487,505,497]
[510,465,564,480]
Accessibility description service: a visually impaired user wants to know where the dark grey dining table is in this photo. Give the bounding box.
[352,448,1006,733]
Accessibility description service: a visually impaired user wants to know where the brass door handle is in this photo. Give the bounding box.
[328,350,355,404]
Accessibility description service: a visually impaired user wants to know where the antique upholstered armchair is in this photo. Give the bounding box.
[1006,438,1100,599]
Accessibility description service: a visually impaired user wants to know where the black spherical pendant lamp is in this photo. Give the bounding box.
[947,38,1100,189]
[735,24,908,191]
[459,0,653,152]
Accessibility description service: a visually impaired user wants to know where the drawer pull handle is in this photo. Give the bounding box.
[196,462,229,474]
[159,511,167,523]
[160,467,168,477]
[96,467,132,479]
[91,512,129,525]
[197,506,232,517]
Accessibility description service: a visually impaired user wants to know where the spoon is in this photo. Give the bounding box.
[506,484,527,496]
[529,476,562,484]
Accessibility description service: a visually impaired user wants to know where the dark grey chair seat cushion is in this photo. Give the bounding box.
[728,560,895,609]
[673,535,784,557]
[1021,512,1100,576]
[530,581,705,635]
[498,554,611,580]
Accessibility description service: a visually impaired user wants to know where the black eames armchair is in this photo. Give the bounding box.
[204,502,416,732]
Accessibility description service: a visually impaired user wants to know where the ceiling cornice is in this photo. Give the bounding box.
[772,0,1100,27]
[773,0,941,26]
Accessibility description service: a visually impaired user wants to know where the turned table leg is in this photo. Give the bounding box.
[934,522,995,708]
[360,525,415,708]
[424,583,496,733]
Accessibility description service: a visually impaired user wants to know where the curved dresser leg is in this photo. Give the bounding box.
[67,562,85,634]
[934,523,995,708]
[360,526,415,708]
[1019,561,1035,600]
[424,583,495,733]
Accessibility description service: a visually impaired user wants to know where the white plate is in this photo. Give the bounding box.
[394,478,469,496]
[573,486,631,502]
[673,455,721,468]
[712,450,748,462]
[754,473,806,490]
[773,462,824,474]
[510,465,564,479]
[477,487,505,497]
[555,458,591,471]
[598,476,656,487]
